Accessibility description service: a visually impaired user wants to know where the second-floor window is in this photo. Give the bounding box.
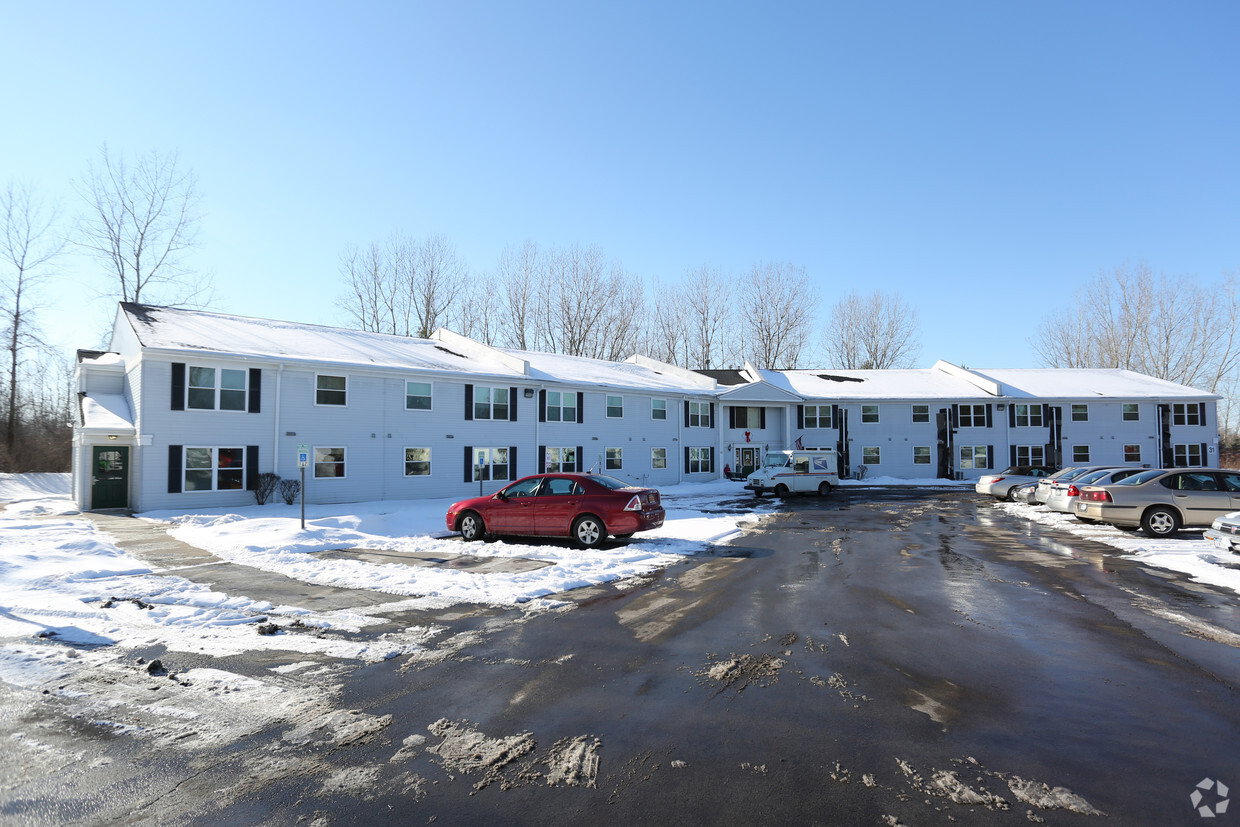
[317,375,347,406]
[607,395,624,418]
[804,405,832,429]
[474,387,509,420]
[546,391,576,422]
[188,367,247,411]
[406,382,432,411]
[957,405,986,427]
[1014,404,1042,427]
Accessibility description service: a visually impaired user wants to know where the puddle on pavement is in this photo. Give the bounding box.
[312,548,552,574]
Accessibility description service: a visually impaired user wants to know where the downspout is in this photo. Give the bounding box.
[272,364,284,477]
[678,394,685,484]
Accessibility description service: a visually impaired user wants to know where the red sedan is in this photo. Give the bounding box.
[445,473,665,548]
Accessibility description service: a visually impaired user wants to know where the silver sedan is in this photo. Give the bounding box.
[1045,467,1143,515]
[1075,468,1240,537]
[1204,512,1240,554]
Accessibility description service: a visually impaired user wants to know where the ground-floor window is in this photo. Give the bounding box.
[1014,445,1046,466]
[652,447,666,469]
[606,447,622,470]
[314,447,346,478]
[1124,444,1142,463]
[960,445,988,469]
[1072,445,1091,463]
[688,446,714,473]
[472,447,510,481]
[913,446,931,465]
[184,447,245,491]
[546,446,577,473]
[405,447,430,476]
[862,446,880,465]
[1174,444,1204,467]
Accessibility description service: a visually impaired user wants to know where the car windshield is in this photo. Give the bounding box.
[589,474,637,490]
[1116,469,1164,486]
[764,454,790,468]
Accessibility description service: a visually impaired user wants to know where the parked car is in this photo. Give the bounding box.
[445,473,665,548]
[1075,468,1240,537]
[1011,482,1041,503]
[1032,466,1098,503]
[1204,512,1240,554]
[975,466,1058,500]
[1045,467,1143,515]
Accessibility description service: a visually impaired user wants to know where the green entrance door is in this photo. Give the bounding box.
[91,446,129,509]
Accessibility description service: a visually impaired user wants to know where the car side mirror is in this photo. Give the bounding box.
[494,490,507,501]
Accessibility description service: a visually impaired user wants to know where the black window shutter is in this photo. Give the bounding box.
[1201,443,1208,465]
[1008,405,1016,427]
[985,404,993,428]
[171,363,185,411]
[577,392,585,423]
[539,446,546,473]
[1199,402,1207,425]
[463,446,473,482]
[708,447,715,473]
[509,446,518,480]
[797,405,804,429]
[709,403,716,429]
[1009,445,1017,466]
[728,406,737,429]
[831,405,839,429]
[987,446,994,469]
[248,369,262,413]
[575,446,583,471]
[464,385,474,421]
[168,445,183,493]
[1042,404,1050,424]
[760,408,766,429]
[684,400,691,427]
[684,446,691,471]
[539,389,547,422]
[952,403,959,423]
[510,387,519,421]
[246,446,259,490]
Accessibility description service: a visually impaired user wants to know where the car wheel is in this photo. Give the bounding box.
[774,484,790,498]
[1140,507,1180,538]
[818,481,833,497]
[572,515,605,548]
[1006,487,1021,502]
[459,511,486,542]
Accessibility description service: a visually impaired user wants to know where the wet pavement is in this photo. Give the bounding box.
[7,488,1240,825]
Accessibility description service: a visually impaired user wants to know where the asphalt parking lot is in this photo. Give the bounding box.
[4,486,1240,825]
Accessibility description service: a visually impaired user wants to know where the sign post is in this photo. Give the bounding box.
[297,445,309,530]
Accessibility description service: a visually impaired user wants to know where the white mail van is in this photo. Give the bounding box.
[745,448,839,497]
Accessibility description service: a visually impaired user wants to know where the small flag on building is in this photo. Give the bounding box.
[794,436,803,450]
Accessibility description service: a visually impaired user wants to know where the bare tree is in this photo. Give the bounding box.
[641,277,688,366]
[823,291,921,369]
[494,240,541,350]
[76,145,206,306]
[682,264,734,369]
[737,261,816,369]
[339,240,397,334]
[411,234,467,338]
[1033,263,1240,393]
[1,182,65,468]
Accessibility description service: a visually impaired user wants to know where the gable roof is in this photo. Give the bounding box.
[966,368,1219,400]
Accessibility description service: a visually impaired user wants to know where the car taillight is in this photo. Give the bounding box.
[1080,490,1113,503]
[624,495,642,511]
[1067,484,1079,497]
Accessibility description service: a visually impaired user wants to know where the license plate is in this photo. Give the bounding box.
[1076,503,1087,512]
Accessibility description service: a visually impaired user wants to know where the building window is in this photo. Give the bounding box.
[1173,444,1204,467]
[404,447,430,476]
[606,447,622,470]
[472,447,509,481]
[406,382,432,411]
[689,400,711,427]
[912,405,929,423]
[652,399,667,420]
[316,375,347,406]
[607,395,624,418]
[1014,404,1043,427]
[1122,403,1140,422]
[960,446,988,470]
[861,405,879,424]
[187,367,247,411]
[688,447,712,473]
[958,405,986,427]
[652,447,667,469]
[314,446,346,478]
[546,446,576,473]
[1014,445,1046,466]
[1124,444,1142,463]
[1071,404,1088,422]
[184,447,245,491]
[805,405,832,428]
[546,391,576,423]
[1072,445,1091,463]
[913,446,931,465]
[862,446,880,465]
[1172,403,1202,426]
[474,387,509,420]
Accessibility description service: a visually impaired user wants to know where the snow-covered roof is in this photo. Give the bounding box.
[508,348,716,393]
[763,368,996,400]
[969,368,1219,400]
[80,393,135,432]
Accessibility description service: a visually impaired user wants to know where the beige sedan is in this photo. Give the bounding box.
[1074,468,1240,537]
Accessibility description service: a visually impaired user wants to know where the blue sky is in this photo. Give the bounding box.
[2,1,1237,370]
